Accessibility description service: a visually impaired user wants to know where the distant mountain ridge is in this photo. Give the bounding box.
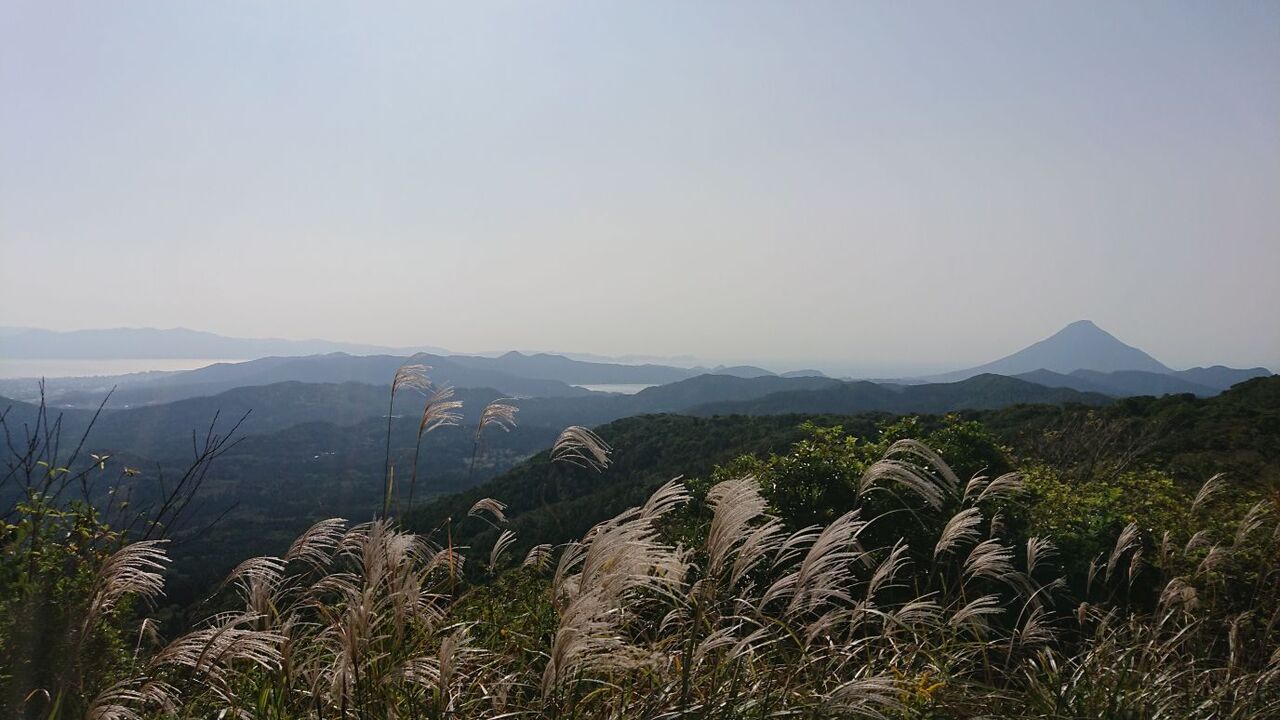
[0,327,447,359]
[3,323,1270,407]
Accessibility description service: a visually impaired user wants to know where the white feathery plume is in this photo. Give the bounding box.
[1234,500,1271,547]
[977,472,1024,503]
[866,540,912,599]
[468,497,508,525]
[489,529,517,572]
[284,517,347,569]
[934,507,984,558]
[220,556,287,594]
[522,543,552,571]
[391,363,432,397]
[963,538,1016,584]
[85,679,178,720]
[705,476,770,577]
[418,386,464,438]
[949,594,1004,633]
[1017,605,1055,647]
[550,425,612,471]
[892,598,943,627]
[1183,529,1213,556]
[149,613,284,683]
[762,510,866,619]
[1190,473,1226,514]
[476,398,519,438]
[1197,544,1229,575]
[1025,536,1056,576]
[1159,577,1199,612]
[859,458,946,510]
[84,540,170,638]
[1105,522,1140,582]
[703,476,787,592]
[541,480,688,696]
[828,674,906,716]
[963,474,990,504]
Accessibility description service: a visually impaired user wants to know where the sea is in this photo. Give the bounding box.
[573,383,655,394]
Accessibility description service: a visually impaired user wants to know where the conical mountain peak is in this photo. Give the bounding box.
[933,321,1172,381]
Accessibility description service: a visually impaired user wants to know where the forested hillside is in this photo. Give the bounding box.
[411,376,1280,571]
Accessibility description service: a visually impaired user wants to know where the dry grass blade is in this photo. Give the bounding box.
[551,425,612,471]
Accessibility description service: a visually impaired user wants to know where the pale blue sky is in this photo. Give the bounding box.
[2,1,1277,374]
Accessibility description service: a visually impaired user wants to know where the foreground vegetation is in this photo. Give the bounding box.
[2,377,1278,718]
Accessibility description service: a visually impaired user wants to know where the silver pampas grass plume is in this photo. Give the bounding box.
[418,386,464,438]
[477,398,519,438]
[551,425,612,471]
[391,363,433,397]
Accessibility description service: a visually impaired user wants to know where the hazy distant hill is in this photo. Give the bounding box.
[0,327,445,359]
[780,369,828,378]
[1013,369,1219,398]
[689,374,1110,416]
[32,353,594,407]
[0,370,1114,463]
[1173,365,1273,391]
[439,351,696,385]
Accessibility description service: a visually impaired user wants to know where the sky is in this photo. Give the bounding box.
[2,1,1278,375]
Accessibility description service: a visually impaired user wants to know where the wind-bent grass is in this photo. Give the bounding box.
[551,425,612,471]
[382,364,431,517]
[59,439,1279,719]
[467,399,519,486]
[405,385,463,514]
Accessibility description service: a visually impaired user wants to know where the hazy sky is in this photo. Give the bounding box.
[2,1,1278,375]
